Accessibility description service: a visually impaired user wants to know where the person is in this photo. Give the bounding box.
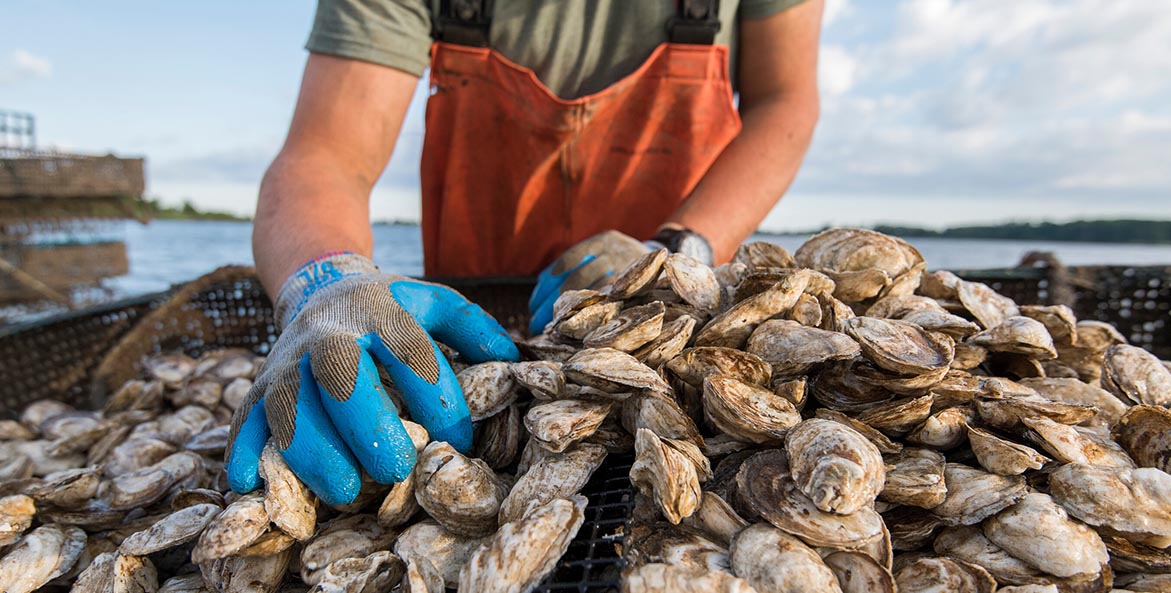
[227,0,823,505]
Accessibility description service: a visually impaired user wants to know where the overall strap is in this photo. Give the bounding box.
[435,0,493,47]
[669,0,721,45]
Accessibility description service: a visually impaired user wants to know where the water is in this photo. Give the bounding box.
[104,220,1171,298]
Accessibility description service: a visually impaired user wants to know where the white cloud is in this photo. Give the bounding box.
[0,49,52,84]
[793,0,1171,215]
[818,44,857,97]
[823,0,851,27]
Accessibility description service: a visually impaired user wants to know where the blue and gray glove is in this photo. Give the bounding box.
[226,252,519,506]
[527,230,650,335]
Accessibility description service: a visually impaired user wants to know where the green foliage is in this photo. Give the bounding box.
[144,198,250,221]
[866,220,1171,244]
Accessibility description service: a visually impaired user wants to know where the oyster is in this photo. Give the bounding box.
[855,395,934,438]
[904,406,975,450]
[627,525,729,573]
[666,347,772,388]
[394,520,488,588]
[509,360,564,401]
[458,496,586,593]
[119,503,220,556]
[458,362,518,421]
[843,317,954,376]
[969,316,1057,359]
[966,426,1048,475]
[734,241,797,269]
[702,375,801,444]
[933,526,1047,586]
[414,441,507,537]
[824,550,895,593]
[0,525,86,593]
[633,315,696,369]
[611,248,669,300]
[794,228,924,302]
[983,492,1108,579]
[746,320,861,376]
[930,464,1027,526]
[785,418,885,514]
[524,399,613,453]
[1102,344,1171,406]
[679,491,749,547]
[735,450,885,549]
[664,253,721,312]
[191,492,268,563]
[622,563,757,593]
[694,268,815,348]
[880,448,947,509]
[584,302,666,352]
[563,348,671,397]
[499,442,606,524]
[729,523,843,593]
[1019,304,1078,346]
[0,494,35,546]
[1021,416,1135,468]
[1021,377,1130,429]
[1114,405,1171,473]
[957,280,1020,329]
[1049,463,1171,548]
[893,556,995,593]
[630,429,702,524]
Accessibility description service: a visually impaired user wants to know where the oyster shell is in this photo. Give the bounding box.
[414,441,507,537]
[1049,463,1171,548]
[733,241,797,269]
[311,550,405,593]
[458,362,518,421]
[627,525,729,573]
[524,399,613,453]
[1114,405,1171,474]
[499,442,606,524]
[665,253,721,312]
[880,448,947,509]
[794,228,924,302]
[702,375,801,444]
[119,503,220,556]
[630,429,702,524]
[746,320,861,376]
[933,526,1047,586]
[966,426,1048,475]
[611,248,669,300]
[191,492,268,563]
[904,406,975,450]
[584,302,666,352]
[679,491,749,547]
[893,556,995,593]
[108,451,202,511]
[0,494,35,546]
[1021,377,1130,429]
[1019,304,1078,346]
[814,409,903,454]
[1102,344,1171,407]
[622,562,758,593]
[1021,416,1135,468]
[735,450,884,549]
[563,348,671,397]
[666,347,772,388]
[969,316,1057,360]
[729,523,843,593]
[983,492,1108,579]
[458,496,586,593]
[824,550,895,593]
[508,361,564,401]
[0,524,86,593]
[957,280,1020,329]
[394,520,488,588]
[930,464,1027,526]
[785,418,885,515]
[855,395,934,438]
[694,268,815,348]
[633,316,696,369]
[843,317,954,376]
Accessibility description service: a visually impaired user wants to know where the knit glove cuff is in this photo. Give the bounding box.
[274,252,381,330]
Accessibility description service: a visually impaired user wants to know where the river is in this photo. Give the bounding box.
[102,220,1171,298]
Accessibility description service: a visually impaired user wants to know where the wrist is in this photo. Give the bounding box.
[274,252,380,329]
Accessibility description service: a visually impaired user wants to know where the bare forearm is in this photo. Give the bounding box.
[252,148,376,295]
[668,94,818,263]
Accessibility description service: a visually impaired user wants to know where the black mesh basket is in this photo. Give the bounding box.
[0,263,1168,591]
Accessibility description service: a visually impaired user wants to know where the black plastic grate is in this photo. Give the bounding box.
[537,454,636,593]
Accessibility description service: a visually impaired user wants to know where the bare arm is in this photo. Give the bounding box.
[665,0,823,263]
[253,53,419,295]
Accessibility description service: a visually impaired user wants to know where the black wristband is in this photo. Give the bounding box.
[652,227,714,265]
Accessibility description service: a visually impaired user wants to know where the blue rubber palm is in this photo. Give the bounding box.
[527,230,651,335]
[226,254,519,506]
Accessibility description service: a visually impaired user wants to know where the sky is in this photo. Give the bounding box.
[2,0,1169,231]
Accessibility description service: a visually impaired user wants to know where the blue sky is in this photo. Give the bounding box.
[3,0,1169,230]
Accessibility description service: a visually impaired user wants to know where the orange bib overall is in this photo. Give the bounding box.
[420,0,741,277]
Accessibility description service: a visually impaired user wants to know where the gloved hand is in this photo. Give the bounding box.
[527,230,649,335]
[226,252,519,506]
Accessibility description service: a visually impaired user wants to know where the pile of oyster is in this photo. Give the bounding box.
[518,228,1171,593]
[1,227,1170,593]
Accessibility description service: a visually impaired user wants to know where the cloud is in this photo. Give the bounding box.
[0,49,52,84]
[792,0,1171,213]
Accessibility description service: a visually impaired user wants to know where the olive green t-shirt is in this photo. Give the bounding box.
[306,0,808,99]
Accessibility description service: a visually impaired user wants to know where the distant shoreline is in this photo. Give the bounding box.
[149,214,1171,246]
